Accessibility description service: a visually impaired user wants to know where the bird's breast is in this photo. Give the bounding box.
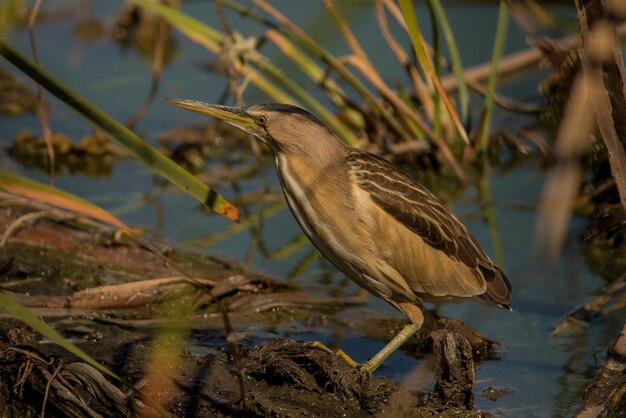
[274,155,380,286]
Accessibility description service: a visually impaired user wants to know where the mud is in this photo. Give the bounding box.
[0,331,488,418]
[0,193,498,416]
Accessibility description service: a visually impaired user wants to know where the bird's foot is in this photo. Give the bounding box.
[304,341,360,369]
[304,322,422,374]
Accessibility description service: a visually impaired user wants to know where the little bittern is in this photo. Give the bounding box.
[167,99,512,373]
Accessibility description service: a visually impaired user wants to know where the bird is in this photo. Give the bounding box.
[166,99,512,373]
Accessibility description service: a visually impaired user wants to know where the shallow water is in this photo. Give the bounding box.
[1,1,621,416]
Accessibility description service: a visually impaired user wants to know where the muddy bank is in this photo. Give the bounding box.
[0,332,489,417]
[0,192,501,416]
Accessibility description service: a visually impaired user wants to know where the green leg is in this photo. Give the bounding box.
[305,316,423,373]
[361,323,422,373]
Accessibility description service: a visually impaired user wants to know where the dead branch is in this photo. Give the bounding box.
[576,0,626,215]
[574,322,626,417]
[441,22,626,94]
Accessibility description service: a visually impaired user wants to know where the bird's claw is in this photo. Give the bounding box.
[304,341,361,369]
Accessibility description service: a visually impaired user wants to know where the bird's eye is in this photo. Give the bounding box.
[256,115,267,126]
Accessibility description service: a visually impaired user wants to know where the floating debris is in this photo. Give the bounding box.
[0,68,39,116]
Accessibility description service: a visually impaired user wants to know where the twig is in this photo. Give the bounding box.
[344,54,468,183]
[216,0,245,106]
[576,0,626,216]
[126,15,167,129]
[465,78,543,114]
[40,360,64,418]
[386,139,431,156]
[220,306,248,415]
[7,347,55,366]
[440,21,626,94]
[14,360,33,397]
[0,210,73,249]
[375,0,433,122]
[27,0,55,184]
[322,0,372,69]
[533,75,593,261]
[574,322,626,417]
[250,0,415,145]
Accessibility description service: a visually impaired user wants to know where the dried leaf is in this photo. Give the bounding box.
[0,172,126,229]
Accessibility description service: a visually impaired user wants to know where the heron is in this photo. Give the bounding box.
[166,99,512,373]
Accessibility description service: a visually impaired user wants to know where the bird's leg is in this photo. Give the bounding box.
[306,307,424,373]
[361,322,422,373]
[305,321,423,373]
[362,303,425,373]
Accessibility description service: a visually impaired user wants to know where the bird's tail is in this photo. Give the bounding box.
[479,265,513,310]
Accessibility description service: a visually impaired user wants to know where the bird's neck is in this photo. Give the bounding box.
[280,141,346,170]
[275,148,348,190]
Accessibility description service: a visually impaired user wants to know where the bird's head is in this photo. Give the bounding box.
[166,99,345,166]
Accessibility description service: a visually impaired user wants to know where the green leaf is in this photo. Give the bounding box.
[399,0,469,144]
[427,0,470,125]
[0,291,122,381]
[0,291,172,416]
[0,40,240,222]
[479,1,509,151]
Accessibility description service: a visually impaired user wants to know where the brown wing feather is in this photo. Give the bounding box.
[347,149,512,309]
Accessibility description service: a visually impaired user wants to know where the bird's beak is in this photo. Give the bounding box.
[165,98,256,133]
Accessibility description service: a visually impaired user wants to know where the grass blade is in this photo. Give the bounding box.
[241,64,296,104]
[0,291,172,416]
[126,0,295,103]
[0,172,127,229]
[0,0,24,35]
[0,291,123,382]
[478,1,509,152]
[399,0,469,144]
[427,2,442,137]
[129,0,358,146]
[0,39,240,222]
[130,0,222,52]
[427,0,470,124]
[375,0,434,123]
[223,0,415,143]
[264,30,365,130]
[322,0,373,69]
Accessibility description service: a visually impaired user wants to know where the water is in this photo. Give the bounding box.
[1,1,620,416]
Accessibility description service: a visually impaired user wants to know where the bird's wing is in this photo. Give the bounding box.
[346,149,511,308]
